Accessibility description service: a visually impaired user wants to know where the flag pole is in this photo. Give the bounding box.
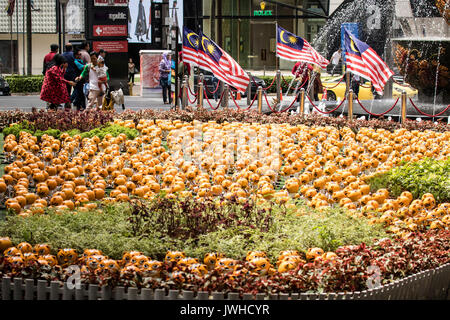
[10,14,14,74]
[275,22,279,71]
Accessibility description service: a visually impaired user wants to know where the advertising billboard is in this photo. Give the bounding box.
[128,0,183,43]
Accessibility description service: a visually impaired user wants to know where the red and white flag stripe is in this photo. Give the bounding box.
[347,49,394,94]
[182,46,199,66]
[198,49,249,93]
[277,42,329,69]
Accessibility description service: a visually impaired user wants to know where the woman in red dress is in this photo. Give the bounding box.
[40,54,76,110]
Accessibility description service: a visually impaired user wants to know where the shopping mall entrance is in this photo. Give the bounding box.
[249,21,277,70]
[184,0,329,71]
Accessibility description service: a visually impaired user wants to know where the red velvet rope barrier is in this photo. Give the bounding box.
[409,98,450,117]
[281,75,290,87]
[306,94,347,114]
[278,96,299,113]
[281,75,308,93]
[187,83,198,96]
[263,92,297,113]
[203,81,220,95]
[322,75,345,90]
[230,91,257,111]
[204,89,225,110]
[186,87,198,104]
[252,76,276,91]
[263,93,278,112]
[356,97,400,117]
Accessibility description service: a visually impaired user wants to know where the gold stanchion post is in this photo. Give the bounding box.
[348,89,354,120]
[257,86,263,113]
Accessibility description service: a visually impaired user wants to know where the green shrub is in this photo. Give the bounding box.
[0,201,388,262]
[258,76,294,94]
[2,122,137,142]
[79,124,139,140]
[369,158,450,203]
[2,121,60,140]
[4,75,44,93]
[2,120,35,138]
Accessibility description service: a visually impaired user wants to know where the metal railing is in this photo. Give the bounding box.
[181,72,449,122]
[1,263,449,300]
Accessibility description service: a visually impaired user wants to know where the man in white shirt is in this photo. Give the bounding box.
[76,52,106,109]
[330,48,342,76]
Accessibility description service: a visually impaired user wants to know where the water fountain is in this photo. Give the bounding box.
[311,0,450,119]
[392,0,449,105]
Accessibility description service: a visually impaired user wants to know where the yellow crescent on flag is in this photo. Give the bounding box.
[350,38,359,53]
[187,32,198,48]
[280,30,289,44]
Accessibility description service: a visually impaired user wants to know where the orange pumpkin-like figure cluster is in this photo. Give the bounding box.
[1,238,335,278]
[0,120,449,237]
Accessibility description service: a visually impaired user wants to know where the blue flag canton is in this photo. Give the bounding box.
[199,33,222,63]
[344,29,369,57]
[277,26,304,51]
[183,27,199,50]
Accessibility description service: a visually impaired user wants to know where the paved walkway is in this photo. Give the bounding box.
[0,92,279,112]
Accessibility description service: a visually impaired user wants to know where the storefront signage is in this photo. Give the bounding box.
[94,0,128,6]
[93,41,128,53]
[93,25,127,37]
[254,10,273,16]
[94,11,127,22]
[254,1,272,16]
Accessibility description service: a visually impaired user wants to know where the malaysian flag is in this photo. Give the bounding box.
[344,28,394,95]
[197,31,249,94]
[276,26,329,69]
[182,27,199,66]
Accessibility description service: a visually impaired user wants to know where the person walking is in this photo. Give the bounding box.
[71,48,86,110]
[312,65,324,101]
[159,52,172,104]
[62,43,77,109]
[79,41,91,65]
[40,54,76,110]
[76,51,107,109]
[330,48,342,76]
[42,44,59,75]
[351,74,362,99]
[128,58,136,84]
[292,61,313,101]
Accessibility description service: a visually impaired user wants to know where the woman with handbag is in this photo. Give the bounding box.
[40,54,76,110]
[159,52,172,105]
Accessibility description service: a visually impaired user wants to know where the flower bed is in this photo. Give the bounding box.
[0,229,448,295]
[0,110,449,296]
[1,108,450,133]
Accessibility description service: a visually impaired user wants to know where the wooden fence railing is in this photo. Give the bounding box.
[1,263,449,300]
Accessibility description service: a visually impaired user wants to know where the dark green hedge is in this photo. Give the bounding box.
[257,76,294,94]
[4,75,44,93]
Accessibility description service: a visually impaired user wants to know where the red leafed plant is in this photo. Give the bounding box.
[0,229,448,295]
